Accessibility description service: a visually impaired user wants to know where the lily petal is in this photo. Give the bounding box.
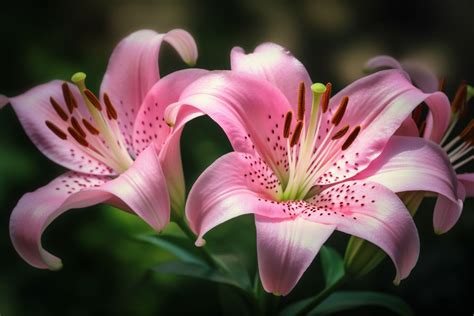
[317,70,450,185]
[255,216,335,295]
[457,173,474,197]
[400,60,439,93]
[159,127,186,214]
[304,181,420,283]
[10,144,170,270]
[433,181,464,235]
[365,55,438,93]
[99,142,171,231]
[10,172,109,270]
[100,29,198,147]
[354,136,459,203]
[132,68,209,156]
[168,71,293,179]
[231,43,313,114]
[365,55,404,72]
[186,152,289,246]
[395,117,419,137]
[8,81,114,175]
[353,136,462,233]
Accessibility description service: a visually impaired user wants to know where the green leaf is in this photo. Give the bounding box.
[218,285,252,316]
[135,234,206,266]
[215,254,252,291]
[320,246,344,287]
[152,260,249,292]
[281,291,414,316]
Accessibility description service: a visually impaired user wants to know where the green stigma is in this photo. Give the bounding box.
[311,82,326,94]
[71,72,87,85]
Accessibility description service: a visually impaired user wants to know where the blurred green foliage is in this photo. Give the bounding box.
[0,0,473,315]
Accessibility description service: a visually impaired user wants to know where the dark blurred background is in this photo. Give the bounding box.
[1,0,473,315]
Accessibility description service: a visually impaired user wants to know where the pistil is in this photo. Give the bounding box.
[280,82,361,201]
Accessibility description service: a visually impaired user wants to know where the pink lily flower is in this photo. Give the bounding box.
[366,55,472,233]
[166,44,461,295]
[0,29,206,270]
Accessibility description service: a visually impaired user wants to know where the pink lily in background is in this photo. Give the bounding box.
[166,44,461,295]
[366,55,472,232]
[0,29,206,270]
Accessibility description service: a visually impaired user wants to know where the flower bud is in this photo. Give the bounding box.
[344,192,424,281]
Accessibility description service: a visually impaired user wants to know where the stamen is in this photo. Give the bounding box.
[82,119,100,135]
[320,83,332,113]
[331,96,348,126]
[67,127,89,147]
[460,119,474,143]
[70,71,133,173]
[71,117,86,138]
[83,89,102,111]
[49,97,68,121]
[438,78,446,92]
[451,81,467,113]
[342,126,361,150]
[331,125,350,140]
[61,82,77,113]
[290,120,303,147]
[453,155,473,170]
[103,93,118,120]
[283,111,293,138]
[297,81,306,121]
[45,121,67,140]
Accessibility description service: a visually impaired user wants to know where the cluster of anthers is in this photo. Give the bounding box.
[44,73,133,174]
[436,81,473,171]
[278,82,361,201]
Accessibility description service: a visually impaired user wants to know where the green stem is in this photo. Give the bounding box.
[297,274,350,315]
[174,217,219,268]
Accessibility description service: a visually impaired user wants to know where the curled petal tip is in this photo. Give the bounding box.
[48,260,63,271]
[393,277,401,286]
[434,229,444,235]
[164,102,179,127]
[195,237,206,247]
[165,29,199,67]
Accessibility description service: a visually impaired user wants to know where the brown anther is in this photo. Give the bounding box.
[83,89,102,111]
[283,111,293,138]
[290,120,303,147]
[82,119,100,135]
[297,81,306,121]
[438,78,446,92]
[331,96,348,126]
[103,93,118,120]
[460,119,474,142]
[342,126,361,150]
[67,127,89,147]
[321,83,332,113]
[61,82,77,113]
[49,97,68,121]
[451,81,467,113]
[71,117,86,138]
[45,120,67,140]
[331,125,350,140]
